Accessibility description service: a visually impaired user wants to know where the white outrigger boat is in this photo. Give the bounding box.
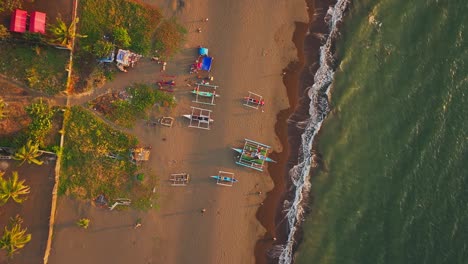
[210,171,237,186]
[182,114,214,123]
[183,106,213,130]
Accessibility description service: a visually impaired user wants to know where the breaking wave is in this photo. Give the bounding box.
[278,0,350,263]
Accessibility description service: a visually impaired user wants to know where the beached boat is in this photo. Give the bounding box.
[183,107,214,130]
[232,148,275,163]
[210,171,237,186]
[211,176,238,183]
[183,114,214,123]
[191,89,220,98]
[233,139,275,172]
[243,91,265,109]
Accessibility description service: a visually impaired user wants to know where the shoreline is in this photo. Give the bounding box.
[255,0,342,263]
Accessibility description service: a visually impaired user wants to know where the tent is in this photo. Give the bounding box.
[10,9,27,33]
[198,47,208,56]
[29,11,46,34]
[201,56,213,71]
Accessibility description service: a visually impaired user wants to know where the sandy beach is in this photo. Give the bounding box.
[48,0,307,263]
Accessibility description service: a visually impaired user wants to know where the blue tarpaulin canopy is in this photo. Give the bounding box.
[199,47,208,56]
[201,56,213,71]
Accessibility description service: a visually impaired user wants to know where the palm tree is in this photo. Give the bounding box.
[0,215,32,257]
[0,98,8,120]
[48,17,87,47]
[0,171,30,206]
[13,140,44,166]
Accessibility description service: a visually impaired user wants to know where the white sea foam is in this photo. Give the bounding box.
[278,1,350,263]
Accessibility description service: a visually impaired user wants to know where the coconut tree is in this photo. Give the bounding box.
[0,171,30,206]
[0,215,32,257]
[13,140,44,166]
[48,17,87,47]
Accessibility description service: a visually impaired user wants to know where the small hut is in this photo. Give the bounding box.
[10,9,27,33]
[29,11,46,34]
[130,147,150,163]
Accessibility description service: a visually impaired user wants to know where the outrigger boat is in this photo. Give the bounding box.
[243,91,265,109]
[244,97,265,106]
[183,114,214,123]
[233,139,275,171]
[210,171,237,186]
[183,106,213,130]
[232,148,275,163]
[192,83,219,105]
[191,88,220,98]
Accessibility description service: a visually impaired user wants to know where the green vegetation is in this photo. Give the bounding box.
[0,215,31,257]
[154,18,187,59]
[0,172,30,206]
[79,0,162,55]
[92,40,114,58]
[13,140,44,166]
[0,25,10,40]
[113,26,131,48]
[25,99,55,146]
[0,98,7,120]
[76,218,90,229]
[48,17,87,47]
[61,106,155,210]
[97,83,175,128]
[0,0,23,13]
[0,43,69,95]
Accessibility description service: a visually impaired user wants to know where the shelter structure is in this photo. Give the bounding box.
[10,9,27,33]
[116,49,142,71]
[130,147,151,163]
[29,11,46,34]
[233,139,275,172]
[198,47,209,56]
[192,83,219,105]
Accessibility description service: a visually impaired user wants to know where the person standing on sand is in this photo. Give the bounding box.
[134,218,142,229]
[201,208,207,214]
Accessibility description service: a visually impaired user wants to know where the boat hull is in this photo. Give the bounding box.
[211,176,238,183]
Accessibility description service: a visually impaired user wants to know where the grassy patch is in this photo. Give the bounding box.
[154,18,187,59]
[90,83,176,128]
[60,106,157,210]
[0,42,68,95]
[78,0,162,55]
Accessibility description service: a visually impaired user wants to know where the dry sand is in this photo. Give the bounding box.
[49,0,307,263]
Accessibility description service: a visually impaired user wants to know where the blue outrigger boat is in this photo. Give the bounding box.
[211,171,237,186]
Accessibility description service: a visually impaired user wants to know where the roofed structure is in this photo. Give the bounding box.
[10,9,27,33]
[29,11,46,34]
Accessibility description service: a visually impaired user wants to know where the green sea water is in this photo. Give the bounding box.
[295,0,468,263]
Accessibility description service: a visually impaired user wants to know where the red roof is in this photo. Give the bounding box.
[29,11,46,34]
[10,9,28,33]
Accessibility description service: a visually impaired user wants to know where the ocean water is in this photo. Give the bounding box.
[292,0,468,263]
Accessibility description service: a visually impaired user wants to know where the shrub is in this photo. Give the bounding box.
[92,40,114,58]
[113,26,131,48]
[0,25,10,40]
[154,18,187,59]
